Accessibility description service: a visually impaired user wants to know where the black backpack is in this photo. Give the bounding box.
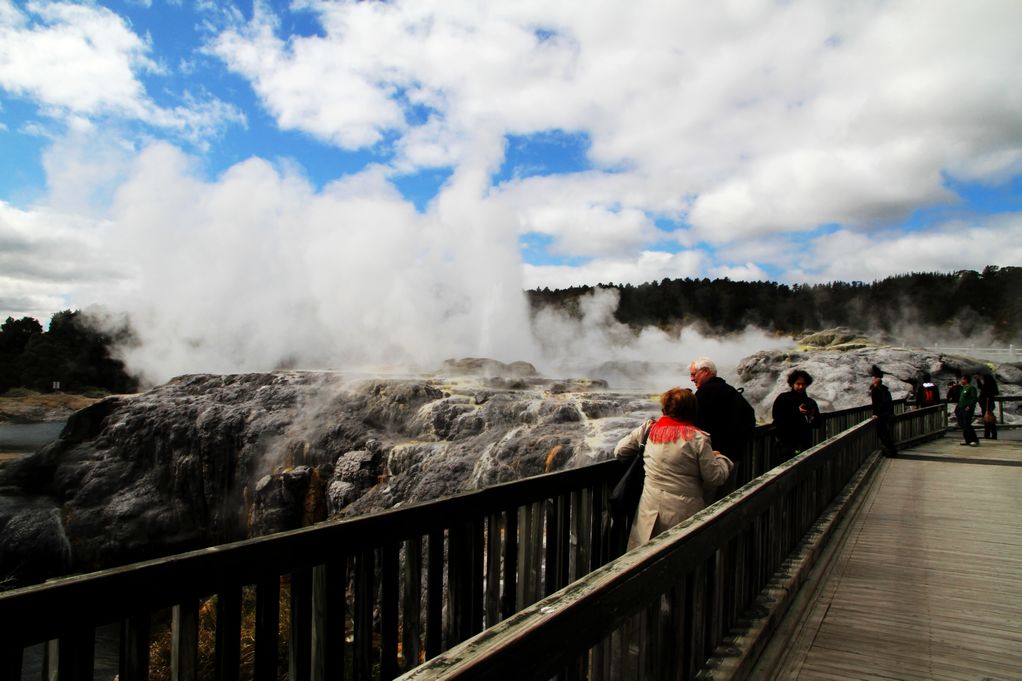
[731,387,756,453]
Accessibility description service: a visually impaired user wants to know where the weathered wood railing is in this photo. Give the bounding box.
[960,394,1021,427]
[398,403,947,680]
[927,344,1018,361]
[0,400,924,681]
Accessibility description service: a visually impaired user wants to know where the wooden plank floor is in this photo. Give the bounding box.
[762,430,1022,681]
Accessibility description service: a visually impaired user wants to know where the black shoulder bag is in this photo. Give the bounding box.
[609,419,653,517]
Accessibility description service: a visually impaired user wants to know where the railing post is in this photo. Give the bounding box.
[214,588,241,681]
[426,530,444,658]
[289,567,313,681]
[44,639,58,681]
[57,627,95,681]
[353,549,375,680]
[172,600,199,681]
[447,522,472,646]
[485,515,502,628]
[403,539,424,673]
[501,510,519,619]
[120,612,151,681]
[255,577,281,681]
[380,541,400,681]
[0,644,21,681]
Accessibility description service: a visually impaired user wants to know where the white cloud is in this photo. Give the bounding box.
[790,213,1022,284]
[2,0,1021,382]
[712,263,769,282]
[524,250,705,290]
[209,2,407,149]
[0,2,157,117]
[211,0,1022,250]
[519,205,657,258]
[0,200,121,323]
[0,1,242,142]
[40,130,136,214]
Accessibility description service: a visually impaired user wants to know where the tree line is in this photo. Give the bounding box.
[528,266,1022,341]
[0,310,138,395]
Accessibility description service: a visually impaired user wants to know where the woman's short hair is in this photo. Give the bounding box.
[787,369,813,387]
[660,387,699,422]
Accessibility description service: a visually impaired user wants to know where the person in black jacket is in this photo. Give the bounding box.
[946,379,962,425]
[771,369,821,463]
[689,357,744,499]
[979,373,999,440]
[869,365,897,457]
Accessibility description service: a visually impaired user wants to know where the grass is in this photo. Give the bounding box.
[0,390,104,422]
[148,582,292,681]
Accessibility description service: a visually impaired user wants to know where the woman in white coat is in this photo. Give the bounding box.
[614,387,734,550]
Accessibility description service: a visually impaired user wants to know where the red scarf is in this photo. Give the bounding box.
[648,415,699,444]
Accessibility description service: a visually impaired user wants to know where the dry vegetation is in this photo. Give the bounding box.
[148,582,292,681]
[0,390,103,423]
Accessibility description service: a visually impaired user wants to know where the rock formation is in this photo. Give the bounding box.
[1,338,1018,586]
[0,362,653,584]
[737,331,1020,419]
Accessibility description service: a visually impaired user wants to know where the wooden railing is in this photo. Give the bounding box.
[927,344,1017,361]
[398,403,947,681]
[959,394,1021,427]
[0,401,931,681]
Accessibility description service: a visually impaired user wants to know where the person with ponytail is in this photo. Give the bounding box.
[614,387,734,550]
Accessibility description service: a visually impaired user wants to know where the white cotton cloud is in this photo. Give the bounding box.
[492,171,690,264]
[0,1,241,143]
[0,199,121,323]
[4,0,1021,385]
[789,213,1022,284]
[0,1,156,117]
[712,263,769,282]
[40,130,137,214]
[524,250,705,290]
[211,0,1022,255]
[209,3,407,149]
[518,205,657,258]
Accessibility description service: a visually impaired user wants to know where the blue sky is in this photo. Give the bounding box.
[1,0,1021,380]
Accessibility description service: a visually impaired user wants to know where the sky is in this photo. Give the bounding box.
[1,0,1021,384]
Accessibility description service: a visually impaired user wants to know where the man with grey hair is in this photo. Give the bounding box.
[689,356,748,499]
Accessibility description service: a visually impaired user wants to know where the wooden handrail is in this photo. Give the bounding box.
[0,399,939,680]
[399,404,948,680]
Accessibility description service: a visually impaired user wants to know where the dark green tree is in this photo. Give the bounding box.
[0,316,44,391]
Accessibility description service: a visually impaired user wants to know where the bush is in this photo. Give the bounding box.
[77,387,111,399]
[1,388,39,399]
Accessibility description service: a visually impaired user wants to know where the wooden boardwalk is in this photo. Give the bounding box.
[756,431,1022,681]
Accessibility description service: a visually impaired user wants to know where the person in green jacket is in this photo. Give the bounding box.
[958,374,980,446]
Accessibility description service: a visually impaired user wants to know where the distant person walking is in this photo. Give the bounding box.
[614,387,733,550]
[771,369,821,462]
[946,379,962,425]
[958,374,980,446]
[688,357,754,500]
[979,373,999,440]
[869,365,897,457]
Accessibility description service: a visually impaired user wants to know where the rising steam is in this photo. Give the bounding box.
[83,143,789,390]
